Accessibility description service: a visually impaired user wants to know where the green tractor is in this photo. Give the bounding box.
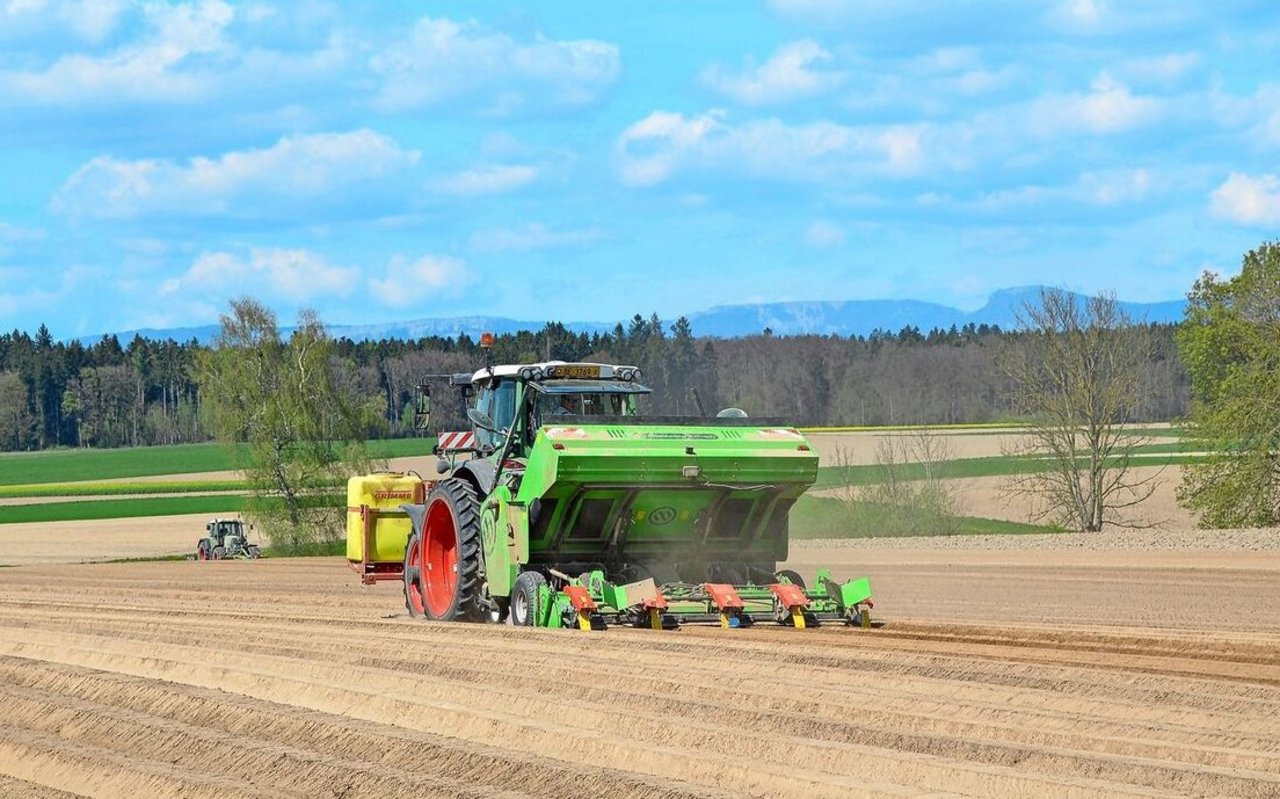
[195,518,261,561]
[379,346,873,630]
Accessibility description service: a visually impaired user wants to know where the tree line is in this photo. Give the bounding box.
[0,315,1190,453]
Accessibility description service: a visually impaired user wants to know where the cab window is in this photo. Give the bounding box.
[537,392,635,419]
[472,380,517,449]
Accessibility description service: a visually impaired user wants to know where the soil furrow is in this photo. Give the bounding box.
[1,554,1278,797]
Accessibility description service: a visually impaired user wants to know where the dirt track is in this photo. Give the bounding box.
[1,549,1278,798]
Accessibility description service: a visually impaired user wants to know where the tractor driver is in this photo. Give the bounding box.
[552,394,580,415]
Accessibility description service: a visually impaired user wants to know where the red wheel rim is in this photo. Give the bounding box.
[197,545,208,561]
[405,536,425,616]
[422,497,459,617]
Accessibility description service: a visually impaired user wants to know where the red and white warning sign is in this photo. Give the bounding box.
[436,431,478,451]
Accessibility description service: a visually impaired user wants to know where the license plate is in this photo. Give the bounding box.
[554,365,600,378]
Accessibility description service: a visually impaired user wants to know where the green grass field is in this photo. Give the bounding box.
[789,494,1058,539]
[811,452,1203,490]
[0,480,252,499]
[0,495,247,524]
[0,438,434,486]
[0,430,1204,535]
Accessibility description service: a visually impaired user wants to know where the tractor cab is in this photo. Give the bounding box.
[461,362,650,455]
[530,379,646,420]
[195,518,261,561]
[209,519,242,544]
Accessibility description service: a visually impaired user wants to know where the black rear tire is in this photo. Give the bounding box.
[415,479,487,622]
[403,531,425,618]
[510,571,548,627]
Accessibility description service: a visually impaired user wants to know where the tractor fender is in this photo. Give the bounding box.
[401,502,427,534]
[401,460,493,531]
[453,459,496,498]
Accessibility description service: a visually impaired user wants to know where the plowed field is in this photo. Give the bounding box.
[1,550,1279,798]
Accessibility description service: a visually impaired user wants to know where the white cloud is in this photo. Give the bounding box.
[1077,74,1158,131]
[434,164,538,196]
[0,222,46,261]
[1061,0,1102,26]
[804,221,845,248]
[615,110,938,186]
[966,169,1154,211]
[469,224,601,253]
[0,274,66,318]
[1265,110,1280,146]
[701,40,843,105]
[1118,52,1201,85]
[160,248,357,301]
[0,222,44,243]
[879,128,923,173]
[54,129,420,219]
[914,47,982,73]
[1210,173,1280,225]
[764,0,861,22]
[615,110,721,186]
[3,0,235,103]
[1083,169,1150,205]
[370,16,619,113]
[1,0,128,42]
[1031,73,1160,135]
[62,0,128,41]
[369,254,469,307]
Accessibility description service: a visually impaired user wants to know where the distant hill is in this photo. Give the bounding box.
[78,286,1187,345]
[688,287,1186,337]
[81,317,614,347]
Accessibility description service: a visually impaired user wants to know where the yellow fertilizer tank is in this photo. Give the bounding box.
[346,472,425,584]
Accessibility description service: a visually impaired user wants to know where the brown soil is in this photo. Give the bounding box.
[0,549,1277,798]
[804,425,1174,466]
[0,513,238,566]
[807,429,1028,464]
[943,465,1196,528]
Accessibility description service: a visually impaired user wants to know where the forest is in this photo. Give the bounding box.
[0,313,1189,452]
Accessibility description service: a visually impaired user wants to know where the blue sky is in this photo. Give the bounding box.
[1,1,1278,338]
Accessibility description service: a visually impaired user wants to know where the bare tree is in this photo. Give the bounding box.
[862,429,961,536]
[829,430,960,536]
[1001,289,1160,531]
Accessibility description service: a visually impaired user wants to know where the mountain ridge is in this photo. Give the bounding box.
[78,287,1187,345]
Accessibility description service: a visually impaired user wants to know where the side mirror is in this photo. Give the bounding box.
[435,457,450,475]
[467,406,497,432]
[413,385,432,431]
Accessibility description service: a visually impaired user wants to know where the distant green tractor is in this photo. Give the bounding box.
[350,341,873,630]
[195,518,261,561]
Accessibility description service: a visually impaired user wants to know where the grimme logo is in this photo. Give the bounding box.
[374,491,414,500]
[649,506,677,525]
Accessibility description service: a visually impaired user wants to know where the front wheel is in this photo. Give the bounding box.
[510,571,548,627]
[403,531,426,617]
[211,545,226,560]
